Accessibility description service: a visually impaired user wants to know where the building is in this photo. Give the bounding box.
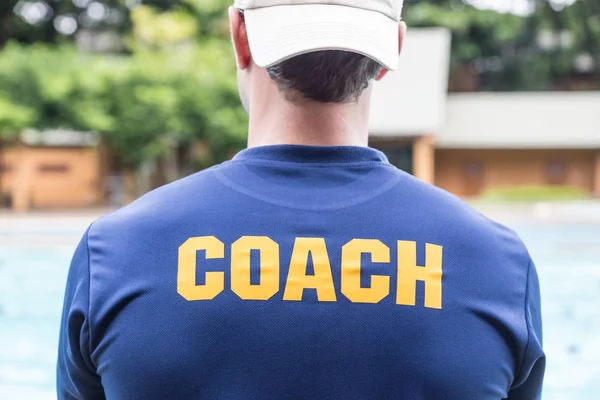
[0,130,103,211]
[369,28,450,188]
[436,93,600,197]
[369,29,600,198]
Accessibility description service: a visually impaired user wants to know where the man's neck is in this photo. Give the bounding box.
[246,91,371,148]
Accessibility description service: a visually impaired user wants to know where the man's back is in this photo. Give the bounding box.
[58,146,544,399]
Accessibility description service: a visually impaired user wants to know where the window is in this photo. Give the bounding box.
[546,161,567,185]
[464,162,484,178]
[38,163,70,174]
[373,145,413,174]
[0,163,12,173]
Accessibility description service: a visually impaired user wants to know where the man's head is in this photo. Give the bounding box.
[229,0,406,109]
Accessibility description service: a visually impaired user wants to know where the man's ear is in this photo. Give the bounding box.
[375,68,389,81]
[228,7,252,70]
[376,21,407,81]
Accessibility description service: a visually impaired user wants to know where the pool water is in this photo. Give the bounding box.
[0,207,599,399]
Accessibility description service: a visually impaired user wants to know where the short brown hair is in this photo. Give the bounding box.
[266,51,383,104]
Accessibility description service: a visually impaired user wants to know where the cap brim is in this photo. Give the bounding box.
[243,4,400,71]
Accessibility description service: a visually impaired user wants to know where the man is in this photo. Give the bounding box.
[57,0,545,399]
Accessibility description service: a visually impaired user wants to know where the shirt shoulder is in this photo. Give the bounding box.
[90,164,228,238]
[384,169,532,272]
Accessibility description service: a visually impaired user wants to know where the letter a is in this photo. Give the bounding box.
[283,238,337,302]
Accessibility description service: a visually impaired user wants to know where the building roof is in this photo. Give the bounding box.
[437,92,600,149]
[369,28,452,136]
[21,129,100,147]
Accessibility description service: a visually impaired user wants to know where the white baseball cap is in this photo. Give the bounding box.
[233,0,405,71]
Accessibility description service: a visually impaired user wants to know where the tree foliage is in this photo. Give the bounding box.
[403,0,600,90]
[0,40,246,170]
[0,0,246,174]
[2,0,598,90]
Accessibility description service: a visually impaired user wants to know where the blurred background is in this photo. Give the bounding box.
[0,0,599,398]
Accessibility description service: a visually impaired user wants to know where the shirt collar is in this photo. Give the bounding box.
[233,145,388,165]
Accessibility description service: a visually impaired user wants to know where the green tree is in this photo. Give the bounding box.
[403,0,600,90]
[1,0,131,46]
[4,0,599,90]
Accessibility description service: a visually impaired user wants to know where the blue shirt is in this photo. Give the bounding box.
[57,145,545,399]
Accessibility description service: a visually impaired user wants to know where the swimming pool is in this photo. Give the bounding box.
[0,204,599,399]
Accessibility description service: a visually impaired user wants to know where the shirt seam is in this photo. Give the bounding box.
[516,257,533,383]
[84,223,96,369]
[214,165,403,211]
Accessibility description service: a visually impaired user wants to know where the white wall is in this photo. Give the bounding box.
[438,92,600,149]
[369,28,452,136]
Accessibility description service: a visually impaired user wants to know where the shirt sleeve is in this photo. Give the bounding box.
[506,259,546,400]
[57,227,106,400]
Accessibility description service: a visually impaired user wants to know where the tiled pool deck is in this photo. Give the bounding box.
[1,202,599,399]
